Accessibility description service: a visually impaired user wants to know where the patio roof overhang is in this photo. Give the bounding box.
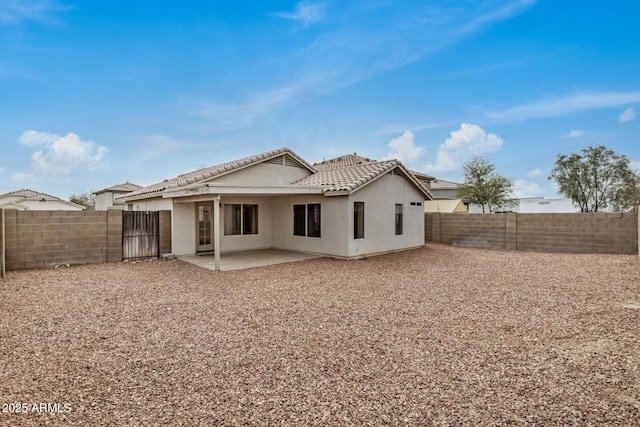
[162,183,325,200]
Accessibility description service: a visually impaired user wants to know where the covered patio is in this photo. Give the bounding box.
[177,249,321,272]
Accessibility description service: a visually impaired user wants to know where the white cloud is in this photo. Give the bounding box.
[273,1,325,27]
[527,168,544,178]
[619,107,636,123]
[424,123,503,174]
[565,130,586,138]
[382,130,423,163]
[18,130,109,176]
[19,129,59,145]
[488,91,640,121]
[513,179,543,198]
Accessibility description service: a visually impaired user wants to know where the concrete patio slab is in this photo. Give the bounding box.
[178,249,321,271]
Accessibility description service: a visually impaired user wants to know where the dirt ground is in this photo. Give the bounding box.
[1,244,639,426]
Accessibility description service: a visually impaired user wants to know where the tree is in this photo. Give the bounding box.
[456,157,515,213]
[549,145,637,212]
[69,192,95,210]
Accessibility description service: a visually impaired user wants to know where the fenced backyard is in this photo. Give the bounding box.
[1,244,638,425]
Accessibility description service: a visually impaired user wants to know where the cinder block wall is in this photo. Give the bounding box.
[517,212,637,254]
[1,210,123,271]
[432,213,507,248]
[426,212,638,254]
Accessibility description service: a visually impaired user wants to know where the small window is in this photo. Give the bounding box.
[395,204,403,235]
[293,203,321,238]
[307,204,321,238]
[224,204,258,235]
[293,204,306,236]
[243,204,258,235]
[354,202,364,239]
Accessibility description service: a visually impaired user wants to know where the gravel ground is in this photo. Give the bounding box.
[1,243,639,426]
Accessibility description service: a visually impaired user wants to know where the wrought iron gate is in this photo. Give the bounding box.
[122,211,160,260]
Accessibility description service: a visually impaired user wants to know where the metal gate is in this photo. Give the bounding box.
[123,211,160,260]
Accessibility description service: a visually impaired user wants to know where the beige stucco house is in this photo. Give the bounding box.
[120,148,432,268]
[94,182,142,210]
[0,189,85,211]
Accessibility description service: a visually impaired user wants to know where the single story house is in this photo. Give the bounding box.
[0,189,85,211]
[120,148,432,268]
[94,182,142,210]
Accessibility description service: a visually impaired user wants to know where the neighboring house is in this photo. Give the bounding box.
[94,182,142,210]
[121,148,431,265]
[424,199,468,213]
[429,179,461,200]
[468,197,579,213]
[0,189,85,211]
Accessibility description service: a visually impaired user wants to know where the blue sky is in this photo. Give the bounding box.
[1,0,640,200]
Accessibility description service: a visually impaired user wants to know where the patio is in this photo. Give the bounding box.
[177,248,321,271]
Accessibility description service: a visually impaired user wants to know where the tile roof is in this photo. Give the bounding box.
[295,159,432,198]
[124,147,315,199]
[94,182,142,195]
[0,188,64,201]
[313,154,377,170]
[430,179,460,190]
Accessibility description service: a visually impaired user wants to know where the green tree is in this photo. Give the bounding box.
[456,157,515,213]
[549,145,637,212]
[69,192,95,210]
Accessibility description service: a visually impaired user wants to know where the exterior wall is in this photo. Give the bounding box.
[519,198,578,213]
[0,210,172,271]
[17,200,84,211]
[220,197,273,253]
[347,173,425,257]
[426,212,638,254]
[212,161,311,186]
[95,192,112,211]
[129,197,173,211]
[272,195,349,257]
[95,191,129,210]
[172,201,196,255]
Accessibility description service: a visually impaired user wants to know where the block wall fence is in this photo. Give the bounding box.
[0,210,171,274]
[425,212,639,255]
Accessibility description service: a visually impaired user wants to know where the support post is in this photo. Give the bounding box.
[214,197,221,271]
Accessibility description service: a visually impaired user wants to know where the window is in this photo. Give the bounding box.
[395,204,403,235]
[354,202,364,239]
[293,204,306,236]
[224,204,258,235]
[293,203,321,238]
[307,204,321,238]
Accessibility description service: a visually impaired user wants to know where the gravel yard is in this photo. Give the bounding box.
[1,243,639,426]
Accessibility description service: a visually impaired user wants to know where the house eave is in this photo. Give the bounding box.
[162,184,325,199]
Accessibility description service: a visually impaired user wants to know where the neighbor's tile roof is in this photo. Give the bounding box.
[430,179,460,190]
[313,154,377,170]
[0,188,64,201]
[94,182,142,195]
[124,147,314,199]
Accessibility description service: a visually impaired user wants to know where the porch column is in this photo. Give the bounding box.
[214,196,221,271]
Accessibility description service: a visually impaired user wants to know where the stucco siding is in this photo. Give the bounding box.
[347,173,425,257]
[18,200,84,211]
[219,197,274,252]
[272,195,349,257]
[172,201,196,255]
[129,197,173,211]
[211,161,311,187]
